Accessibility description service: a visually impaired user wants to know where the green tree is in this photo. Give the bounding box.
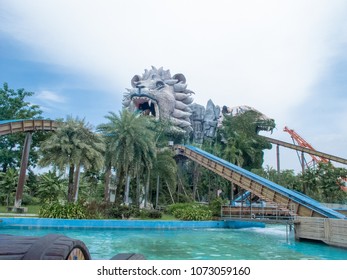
[151,148,177,208]
[301,162,347,203]
[39,116,105,202]
[219,111,272,170]
[0,168,18,206]
[98,110,156,205]
[78,170,104,202]
[252,166,301,191]
[0,83,44,172]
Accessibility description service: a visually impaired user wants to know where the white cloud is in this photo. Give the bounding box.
[37,90,66,104]
[2,0,347,171]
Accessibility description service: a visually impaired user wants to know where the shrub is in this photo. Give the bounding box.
[209,197,227,217]
[84,200,109,219]
[39,202,87,219]
[106,205,140,219]
[21,193,40,206]
[165,203,193,215]
[167,203,212,221]
[139,209,162,219]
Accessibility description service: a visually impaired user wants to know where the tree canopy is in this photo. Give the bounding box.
[0,83,44,172]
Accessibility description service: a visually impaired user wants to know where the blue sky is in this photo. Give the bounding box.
[0,32,121,126]
[1,0,347,173]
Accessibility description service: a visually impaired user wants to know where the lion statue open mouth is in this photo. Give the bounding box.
[122,66,276,143]
[122,66,194,134]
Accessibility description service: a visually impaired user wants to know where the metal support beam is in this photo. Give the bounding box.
[14,132,32,208]
[276,144,280,173]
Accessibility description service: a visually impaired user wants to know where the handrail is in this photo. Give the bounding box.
[262,136,347,165]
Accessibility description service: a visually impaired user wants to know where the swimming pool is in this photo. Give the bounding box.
[1,219,346,260]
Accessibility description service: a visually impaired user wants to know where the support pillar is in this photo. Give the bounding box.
[276,144,280,173]
[14,132,32,209]
[301,151,305,174]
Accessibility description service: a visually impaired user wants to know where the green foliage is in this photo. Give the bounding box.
[77,171,104,203]
[219,111,273,170]
[139,209,162,219]
[301,162,347,203]
[39,202,87,219]
[253,164,347,203]
[21,193,40,205]
[0,168,18,206]
[106,205,162,220]
[98,110,156,204]
[0,83,44,172]
[166,203,212,221]
[152,149,177,191]
[209,197,227,216]
[106,205,140,219]
[252,166,301,191]
[36,171,66,203]
[39,116,105,202]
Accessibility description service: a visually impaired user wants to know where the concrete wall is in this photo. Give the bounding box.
[0,217,264,229]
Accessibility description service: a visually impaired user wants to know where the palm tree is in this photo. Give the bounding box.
[98,110,156,205]
[151,148,177,208]
[39,116,105,202]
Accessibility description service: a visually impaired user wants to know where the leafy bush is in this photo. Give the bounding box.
[165,203,194,215]
[208,197,227,217]
[106,205,140,219]
[139,209,162,219]
[147,209,162,219]
[21,193,40,206]
[39,202,87,219]
[167,203,212,221]
[84,200,109,219]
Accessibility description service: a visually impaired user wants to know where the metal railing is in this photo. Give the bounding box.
[221,203,296,224]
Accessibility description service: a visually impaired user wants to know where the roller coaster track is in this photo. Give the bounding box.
[0,119,58,136]
[262,136,347,165]
[0,119,59,208]
[174,145,346,219]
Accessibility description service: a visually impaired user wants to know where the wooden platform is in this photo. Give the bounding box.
[221,205,295,219]
[294,217,347,249]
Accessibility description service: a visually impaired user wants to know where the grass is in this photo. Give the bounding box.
[0,204,41,215]
[0,204,177,220]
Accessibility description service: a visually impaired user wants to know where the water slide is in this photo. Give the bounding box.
[0,119,58,136]
[234,191,251,202]
[174,145,346,219]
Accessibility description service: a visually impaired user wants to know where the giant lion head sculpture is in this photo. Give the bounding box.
[122,66,194,134]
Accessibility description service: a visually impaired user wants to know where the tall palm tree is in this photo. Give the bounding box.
[39,116,105,202]
[98,110,156,205]
[151,148,177,208]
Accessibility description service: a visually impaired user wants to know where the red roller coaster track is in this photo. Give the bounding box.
[283,126,347,192]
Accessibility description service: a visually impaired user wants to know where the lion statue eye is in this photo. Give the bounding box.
[156,81,165,90]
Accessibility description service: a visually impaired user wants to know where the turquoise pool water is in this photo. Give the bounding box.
[1,225,346,260]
